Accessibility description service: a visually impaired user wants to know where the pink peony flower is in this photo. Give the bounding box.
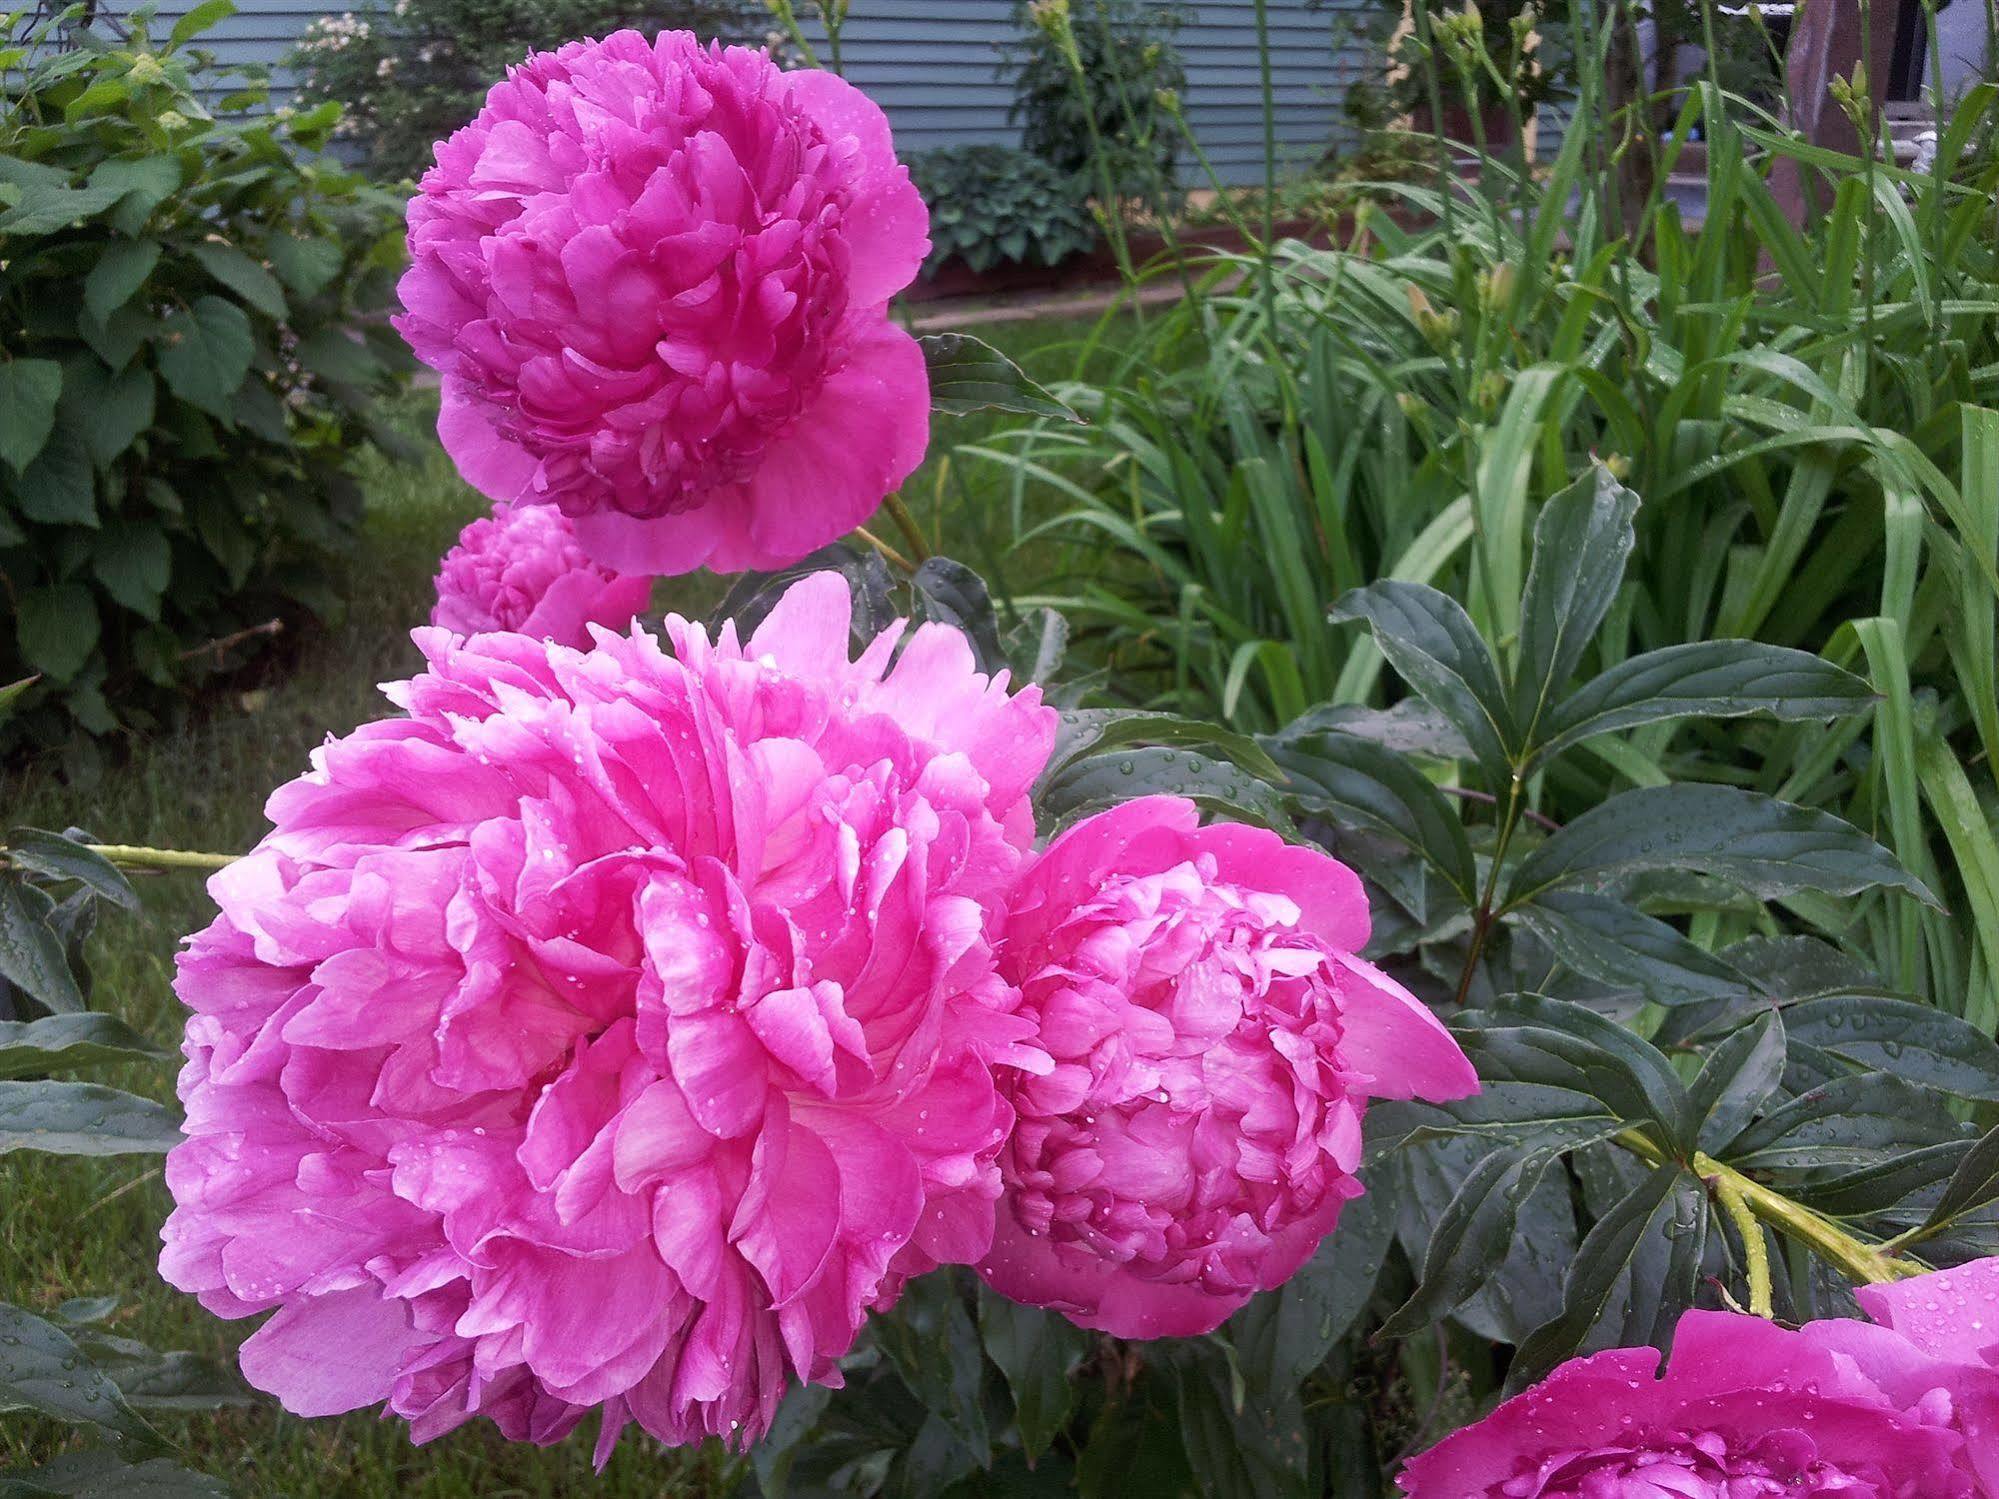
[1853,1258,1999,1495]
[160,573,1056,1455]
[395,31,932,578]
[430,503,654,648]
[1397,1307,1998,1498]
[975,797,1478,1339]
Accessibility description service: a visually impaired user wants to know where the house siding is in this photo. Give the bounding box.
[141,0,1372,182]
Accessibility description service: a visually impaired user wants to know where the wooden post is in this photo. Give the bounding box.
[1773,0,1905,221]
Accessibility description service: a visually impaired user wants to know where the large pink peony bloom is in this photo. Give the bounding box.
[1854,1258,1999,1495]
[394,31,932,578]
[976,797,1478,1339]
[1397,1307,1998,1497]
[430,504,654,648]
[160,573,1055,1454]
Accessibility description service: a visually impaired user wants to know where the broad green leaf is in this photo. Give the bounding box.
[1048,709,1282,783]
[1277,699,1471,759]
[0,178,126,235]
[709,543,896,643]
[189,241,287,320]
[0,359,62,472]
[91,522,173,621]
[0,879,84,1013]
[1532,642,1876,769]
[1917,1125,1999,1241]
[1513,465,1639,736]
[1471,994,1695,1147]
[0,1014,161,1079]
[78,303,154,372]
[1378,1144,1560,1337]
[1515,890,1754,1006]
[90,157,181,235]
[16,585,100,683]
[82,239,161,325]
[871,1275,987,1463]
[1173,1348,1311,1499]
[919,332,1080,421]
[1003,605,1068,686]
[1688,1010,1786,1155]
[977,1292,1086,1463]
[1367,1082,1621,1159]
[293,328,384,387]
[909,557,1006,675]
[0,1302,158,1445]
[170,0,238,46]
[1228,1181,1394,1392]
[1583,1167,1708,1358]
[12,425,96,526]
[1804,1142,1974,1219]
[1330,580,1516,785]
[1262,729,1477,902]
[1782,993,1999,1101]
[744,1381,835,1499]
[0,1080,182,1156]
[78,363,155,467]
[64,1332,248,1414]
[1507,1164,1704,1394]
[4,830,135,908]
[0,1450,226,1497]
[265,233,343,299]
[157,296,253,416]
[1727,1072,1966,1171]
[1504,785,1936,911]
[1039,744,1293,834]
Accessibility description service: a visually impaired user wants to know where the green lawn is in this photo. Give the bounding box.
[0,312,1109,1497]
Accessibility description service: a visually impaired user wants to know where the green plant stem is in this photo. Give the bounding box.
[1711,1172,1774,1317]
[854,524,915,574]
[1453,771,1525,1006]
[1059,9,1143,297]
[1250,0,1278,331]
[764,0,822,69]
[86,844,238,873]
[879,492,933,565]
[814,0,846,75]
[1617,1130,1926,1288]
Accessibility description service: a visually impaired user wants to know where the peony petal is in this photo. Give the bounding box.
[239,1288,430,1417]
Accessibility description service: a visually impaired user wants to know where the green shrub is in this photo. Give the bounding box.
[288,0,762,181]
[1000,0,1187,218]
[0,5,410,750]
[907,144,1099,276]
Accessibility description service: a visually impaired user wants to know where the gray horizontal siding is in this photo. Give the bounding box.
[136,0,1371,181]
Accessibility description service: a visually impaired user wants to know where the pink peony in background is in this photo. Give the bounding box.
[976,796,1478,1339]
[1397,1303,1999,1497]
[430,503,654,648]
[395,30,932,578]
[160,573,1055,1454]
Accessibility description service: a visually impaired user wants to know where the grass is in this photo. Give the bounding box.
[0,310,1107,1497]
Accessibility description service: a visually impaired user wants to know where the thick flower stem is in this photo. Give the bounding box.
[86,844,238,873]
[880,492,933,565]
[1615,1130,1926,1290]
[1711,1172,1774,1317]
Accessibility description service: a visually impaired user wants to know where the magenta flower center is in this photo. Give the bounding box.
[1508,1428,1898,1498]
